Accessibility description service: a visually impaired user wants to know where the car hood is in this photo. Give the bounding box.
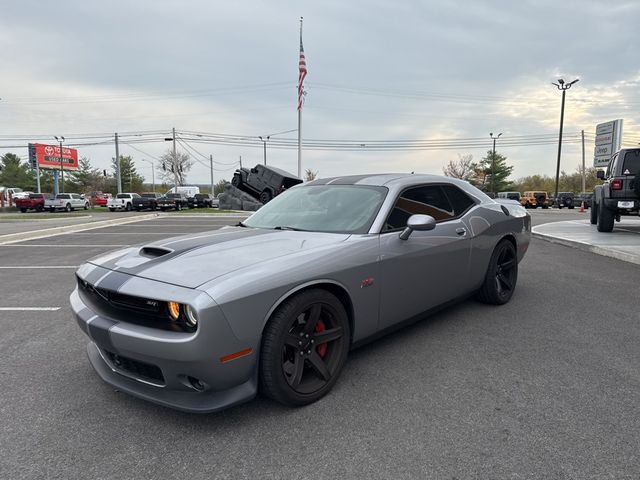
[87,227,350,288]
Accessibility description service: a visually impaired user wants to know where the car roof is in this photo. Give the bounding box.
[307,173,468,188]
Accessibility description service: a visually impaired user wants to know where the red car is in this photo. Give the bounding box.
[91,192,111,207]
[15,193,52,212]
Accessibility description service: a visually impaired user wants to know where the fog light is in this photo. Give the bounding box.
[185,305,198,327]
[167,301,180,320]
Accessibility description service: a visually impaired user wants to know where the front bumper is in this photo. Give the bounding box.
[70,269,259,413]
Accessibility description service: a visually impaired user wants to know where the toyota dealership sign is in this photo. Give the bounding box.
[28,143,79,171]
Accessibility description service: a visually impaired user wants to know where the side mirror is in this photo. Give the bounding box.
[250,168,258,174]
[399,214,436,240]
[596,170,605,180]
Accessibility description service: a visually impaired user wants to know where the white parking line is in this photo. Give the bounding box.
[0,266,78,269]
[0,307,61,311]
[68,232,188,235]
[0,244,129,247]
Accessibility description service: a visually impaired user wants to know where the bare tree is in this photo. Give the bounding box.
[442,154,476,183]
[157,149,194,186]
[304,168,318,182]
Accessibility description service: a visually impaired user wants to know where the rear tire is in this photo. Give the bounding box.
[596,204,615,232]
[477,239,518,305]
[84,202,89,210]
[260,190,272,204]
[65,203,72,212]
[126,203,132,212]
[231,175,241,187]
[20,208,27,213]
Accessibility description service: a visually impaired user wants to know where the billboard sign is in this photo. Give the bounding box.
[28,143,79,171]
[593,120,623,168]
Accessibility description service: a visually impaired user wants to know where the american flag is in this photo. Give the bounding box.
[297,33,307,111]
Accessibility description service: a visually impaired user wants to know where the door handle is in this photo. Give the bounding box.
[455,227,467,236]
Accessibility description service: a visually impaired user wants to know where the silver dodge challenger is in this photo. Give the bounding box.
[71,174,531,413]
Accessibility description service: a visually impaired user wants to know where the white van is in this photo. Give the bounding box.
[166,186,200,197]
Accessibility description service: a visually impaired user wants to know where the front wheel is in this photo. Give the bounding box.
[125,203,132,212]
[84,203,89,210]
[231,175,241,187]
[109,208,115,212]
[259,190,272,204]
[477,239,518,305]
[20,208,27,213]
[65,203,72,212]
[176,203,182,211]
[260,289,350,406]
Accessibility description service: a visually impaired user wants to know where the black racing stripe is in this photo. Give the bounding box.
[88,317,117,352]
[76,316,89,335]
[307,177,334,185]
[84,267,108,285]
[329,174,390,185]
[95,271,132,291]
[121,228,270,276]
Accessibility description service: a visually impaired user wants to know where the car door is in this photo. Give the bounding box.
[377,184,473,331]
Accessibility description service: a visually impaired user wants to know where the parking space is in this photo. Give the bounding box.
[1,210,640,478]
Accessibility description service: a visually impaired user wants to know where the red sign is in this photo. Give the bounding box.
[31,143,79,171]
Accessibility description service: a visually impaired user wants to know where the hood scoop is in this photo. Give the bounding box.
[139,246,174,258]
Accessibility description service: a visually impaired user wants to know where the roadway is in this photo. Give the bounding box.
[1,210,638,479]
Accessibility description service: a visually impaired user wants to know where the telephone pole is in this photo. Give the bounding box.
[115,132,122,193]
[489,132,502,194]
[210,154,214,194]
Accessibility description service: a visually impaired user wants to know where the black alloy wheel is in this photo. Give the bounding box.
[231,175,241,187]
[477,239,518,305]
[259,190,272,204]
[260,289,350,406]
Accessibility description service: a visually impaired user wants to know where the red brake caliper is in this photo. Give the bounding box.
[315,319,327,358]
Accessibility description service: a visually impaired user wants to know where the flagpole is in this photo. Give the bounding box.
[297,16,303,178]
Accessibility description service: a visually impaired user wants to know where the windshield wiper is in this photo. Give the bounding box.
[273,225,306,231]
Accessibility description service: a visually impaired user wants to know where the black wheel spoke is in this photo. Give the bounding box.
[497,273,513,291]
[303,305,322,334]
[285,334,301,348]
[313,327,343,344]
[308,352,331,382]
[286,355,305,388]
[500,259,515,271]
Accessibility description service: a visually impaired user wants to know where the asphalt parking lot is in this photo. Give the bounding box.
[1,210,639,479]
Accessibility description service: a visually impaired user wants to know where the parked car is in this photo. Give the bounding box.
[165,186,200,197]
[15,193,52,212]
[592,148,640,232]
[108,193,140,212]
[71,173,531,413]
[45,193,89,212]
[520,191,549,209]
[576,192,593,209]
[91,192,111,207]
[188,193,215,208]
[551,192,575,209]
[12,190,33,201]
[498,191,521,202]
[157,192,189,211]
[232,164,302,204]
[137,192,163,211]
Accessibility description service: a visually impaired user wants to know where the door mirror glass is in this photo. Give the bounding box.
[596,170,605,180]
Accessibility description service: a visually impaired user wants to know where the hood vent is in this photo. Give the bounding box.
[139,246,174,258]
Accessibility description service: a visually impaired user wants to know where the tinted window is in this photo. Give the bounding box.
[29,194,44,199]
[442,185,475,216]
[116,194,130,199]
[622,150,640,175]
[384,185,455,231]
[56,194,70,199]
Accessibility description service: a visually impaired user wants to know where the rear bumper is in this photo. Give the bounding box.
[603,198,640,211]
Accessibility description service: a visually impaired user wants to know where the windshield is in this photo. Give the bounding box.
[243,185,388,234]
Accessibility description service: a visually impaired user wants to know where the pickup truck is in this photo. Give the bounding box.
[108,193,140,211]
[45,193,89,212]
[16,193,52,212]
[136,192,163,211]
[157,192,188,211]
[187,193,216,208]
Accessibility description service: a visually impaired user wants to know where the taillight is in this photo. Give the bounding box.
[611,179,623,190]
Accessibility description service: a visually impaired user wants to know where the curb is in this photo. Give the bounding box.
[532,230,640,266]
[0,213,160,245]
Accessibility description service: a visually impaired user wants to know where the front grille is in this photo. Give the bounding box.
[104,350,165,384]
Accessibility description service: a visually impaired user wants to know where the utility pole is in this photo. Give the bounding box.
[581,130,586,194]
[552,78,579,200]
[172,127,178,192]
[210,154,214,194]
[489,132,502,194]
[239,155,242,169]
[259,136,269,165]
[115,132,122,193]
[54,136,65,193]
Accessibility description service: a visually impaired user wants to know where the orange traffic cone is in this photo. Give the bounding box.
[579,201,585,213]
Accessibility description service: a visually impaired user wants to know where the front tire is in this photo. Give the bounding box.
[109,208,115,212]
[20,208,27,213]
[260,289,350,406]
[259,190,272,204]
[477,239,518,305]
[231,175,241,187]
[65,203,72,212]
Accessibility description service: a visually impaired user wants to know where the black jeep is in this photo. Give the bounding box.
[553,192,575,209]
[592,148,640,232]
[231,164,302,204]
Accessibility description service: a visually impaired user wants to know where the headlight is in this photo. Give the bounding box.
[167,301,181,320]
[185,305,198,327]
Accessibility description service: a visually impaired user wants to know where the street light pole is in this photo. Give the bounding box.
[54,136,65,193]
[140,158,155,192]
[552,78,579,200]
[259,136,270,165]
[489,132,502,194]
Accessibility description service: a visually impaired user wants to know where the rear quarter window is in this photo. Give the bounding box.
[622,150,640,175]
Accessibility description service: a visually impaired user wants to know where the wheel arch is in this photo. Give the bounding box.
[260,280,355,344]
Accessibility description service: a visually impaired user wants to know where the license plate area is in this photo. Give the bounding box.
[618,201,634,208]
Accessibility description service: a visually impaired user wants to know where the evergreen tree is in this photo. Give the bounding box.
[0,153,36,190]
[69,157,103,193]
[478,150,513,193]
[111,155,145,192]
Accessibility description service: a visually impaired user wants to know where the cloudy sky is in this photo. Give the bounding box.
[1,0,639,185]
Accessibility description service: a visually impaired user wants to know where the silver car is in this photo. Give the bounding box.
[71,174,531,412]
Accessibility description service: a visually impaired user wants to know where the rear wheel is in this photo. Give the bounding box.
[20,208,27,213]
[260,289,350,406]
[109,208,115,212]
[65,203,72,212]
[176,203,182,211]
[36,205,43,212]
[477,239,518,305]
[125,203,132,212]
[231,175,241,187]
[596,203,615,232]
[260,190,272,204]
[84,202,89,210]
